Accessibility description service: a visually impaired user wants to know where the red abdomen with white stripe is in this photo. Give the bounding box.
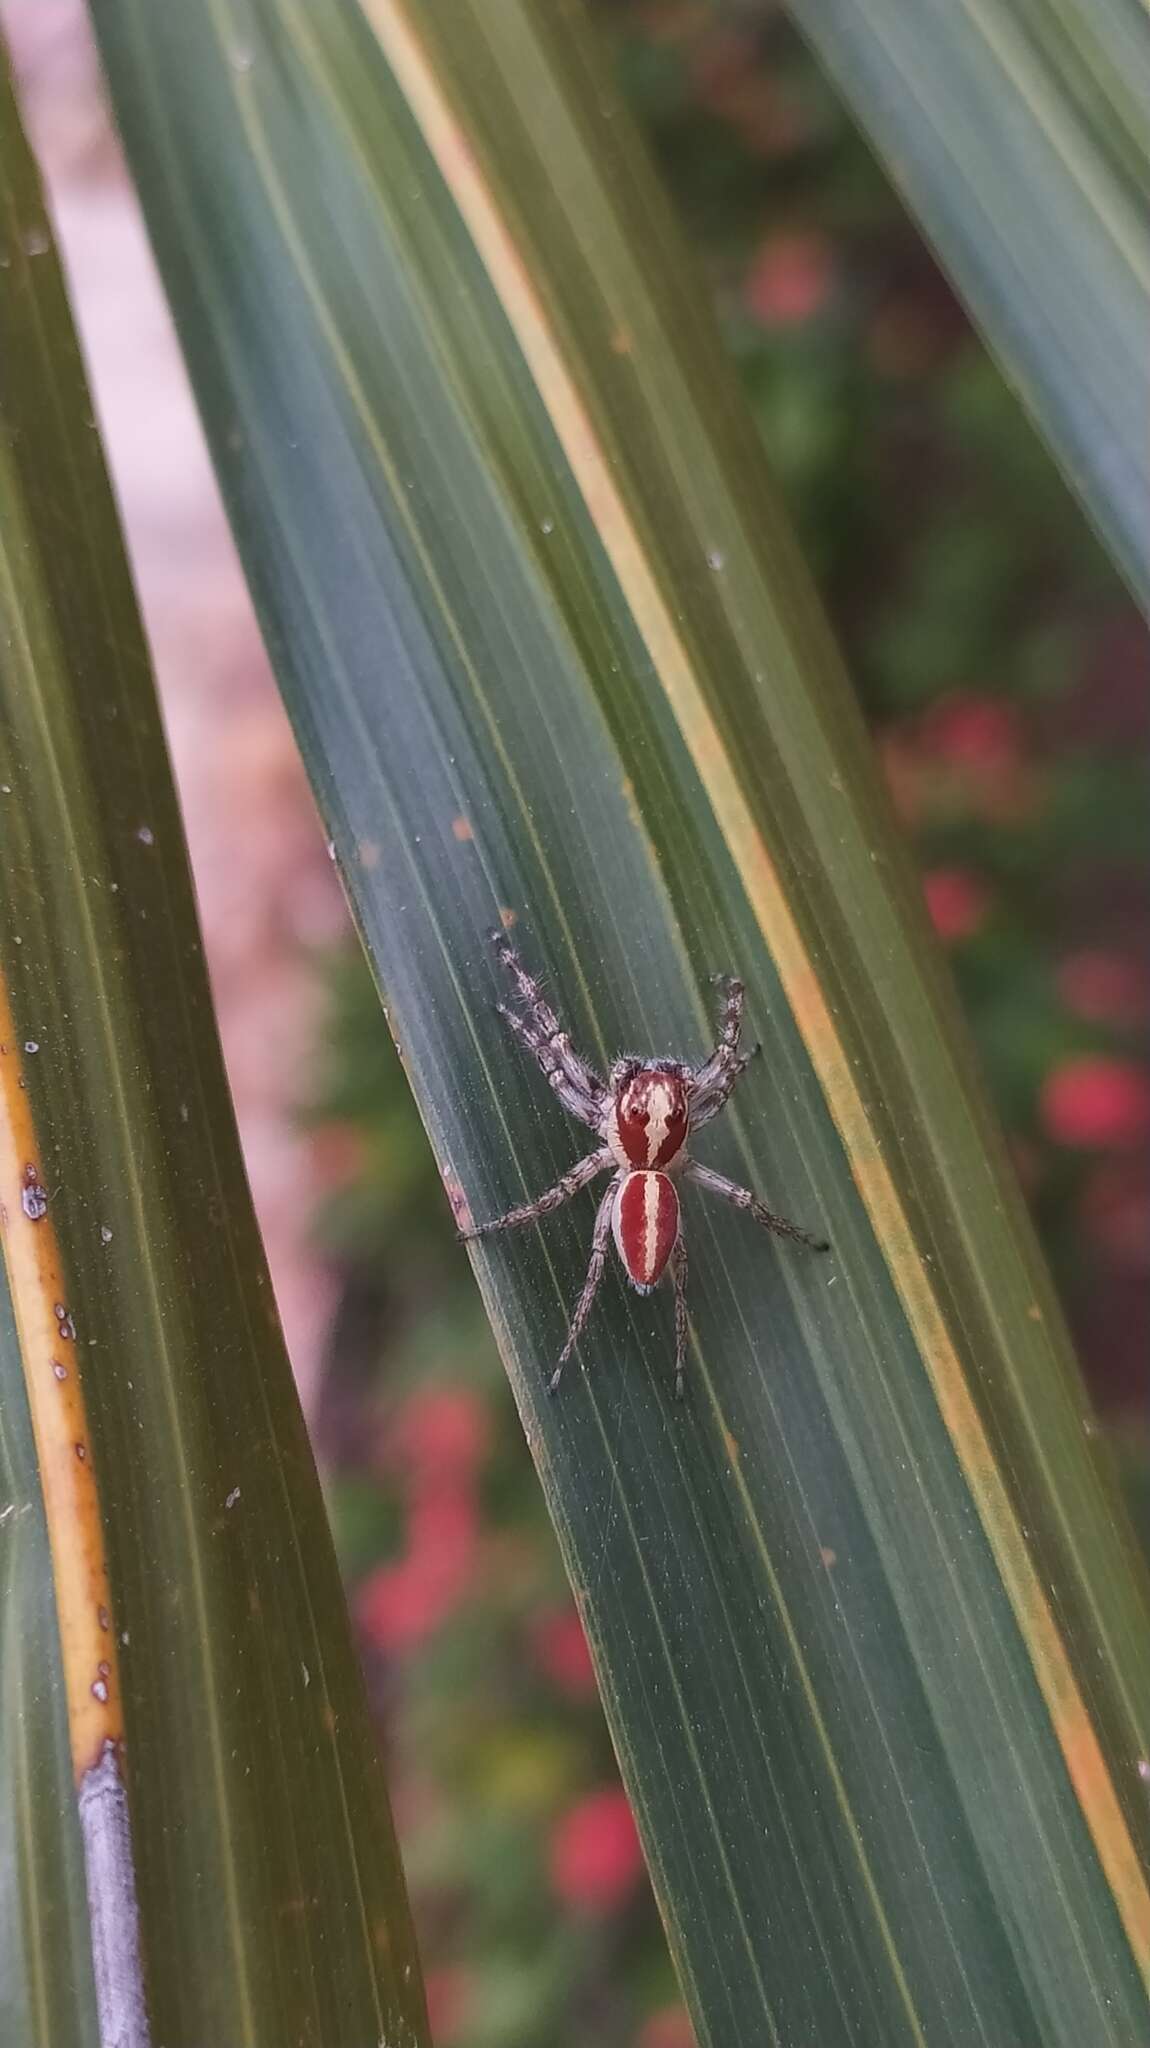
[612,1171,680,1292]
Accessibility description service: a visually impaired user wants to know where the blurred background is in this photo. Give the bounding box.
[6,3,1147,2043]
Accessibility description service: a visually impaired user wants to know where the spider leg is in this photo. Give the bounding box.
[493,932,607,1111]
[689,974,748,1106]
[548,1177,619,1394]
[689,1043,761,1130]
[671,1238,689,1401]
[497,1002,603,1131]
[684,1159,829,1252]
[461,1147,613,1239]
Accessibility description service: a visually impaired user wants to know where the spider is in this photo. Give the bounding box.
[460,933,829,1398]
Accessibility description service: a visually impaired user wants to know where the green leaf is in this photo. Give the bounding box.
[780,0,1150,604]
[88,1,1150,2042]
[0,40,428,2048]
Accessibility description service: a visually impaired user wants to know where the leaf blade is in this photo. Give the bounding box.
[0,36,429,2046]
[87,1,1150,2041]
[777,0,1150,602]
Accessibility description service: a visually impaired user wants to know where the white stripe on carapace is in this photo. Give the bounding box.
[642,1081,677,1167]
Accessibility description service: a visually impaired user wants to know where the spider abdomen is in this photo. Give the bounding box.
[613,1170,680,1292]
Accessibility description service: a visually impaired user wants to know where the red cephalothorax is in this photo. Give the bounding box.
[610,1067,689,1170]
[613,1171,680,1291]
[461,935,829,1397]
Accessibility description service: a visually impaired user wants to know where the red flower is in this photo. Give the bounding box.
[357,1489,478,1651]
[549,1785,644,1911]
[923,868,990,943]
[1040,1056,1150,1150]
[918,694,1036,824]
[925,694,1021,771]
[425,1966,470,2042]
[531,1606,598,1697]
[746,233,834,327]
[388,1388,490,1481]
[639,2008,697,2048]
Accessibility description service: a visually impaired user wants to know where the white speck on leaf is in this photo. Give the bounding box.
[136,825,154,846]
[225,1487,241,1509]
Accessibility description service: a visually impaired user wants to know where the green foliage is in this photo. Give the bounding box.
[617,3,1148,1409]
[776,0,1150,606]
[301,12,1150,2045]
[1,1,1143,2043]
[0,39,428,2048]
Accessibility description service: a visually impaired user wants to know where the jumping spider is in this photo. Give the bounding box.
[461,933,829,1397]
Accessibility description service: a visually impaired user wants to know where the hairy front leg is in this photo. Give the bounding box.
[496,1001,604,1130]
[684,1160,829,1252]
[493,932,607,1107]
[689,1044,760,1129]
[690,975,756,1112]
[461,1147,613,1239]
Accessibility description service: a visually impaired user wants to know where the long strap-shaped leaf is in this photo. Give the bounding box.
[0,40,429,2048]
[783,0,1150,607]
[89,2,1150,2042]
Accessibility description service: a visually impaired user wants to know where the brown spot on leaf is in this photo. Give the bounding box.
[443,1171,473,1233]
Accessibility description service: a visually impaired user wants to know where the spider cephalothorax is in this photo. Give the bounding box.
[461,933,828,1397]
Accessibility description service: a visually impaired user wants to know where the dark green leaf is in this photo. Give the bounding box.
[87,2,1150,2042]
[0,39,428,2046]
[782,0,1150,602]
